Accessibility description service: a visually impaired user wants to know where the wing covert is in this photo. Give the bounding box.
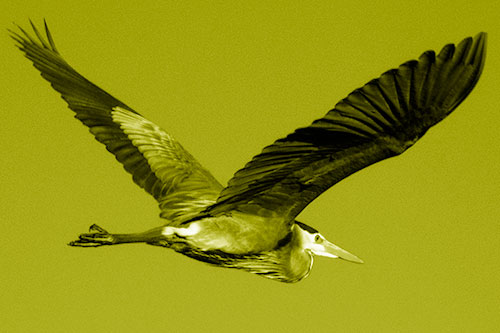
[206,33,487,226]
[11,21,223,224]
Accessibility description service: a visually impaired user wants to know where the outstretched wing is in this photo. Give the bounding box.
[11,21,223,224]
[206,33,487,230]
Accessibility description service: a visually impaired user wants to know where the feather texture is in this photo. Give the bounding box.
[206,33,487,234]
[10,21,223,224]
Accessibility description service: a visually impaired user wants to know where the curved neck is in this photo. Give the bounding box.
[277,225,314,282]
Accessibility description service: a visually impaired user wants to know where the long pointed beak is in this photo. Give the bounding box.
[321,241,364,264]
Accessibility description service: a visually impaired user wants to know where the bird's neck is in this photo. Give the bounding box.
[277,226,314,282]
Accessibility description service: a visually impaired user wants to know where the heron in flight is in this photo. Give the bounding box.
[11,21,486,283]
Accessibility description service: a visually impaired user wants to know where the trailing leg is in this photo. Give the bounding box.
[68,224,166,247]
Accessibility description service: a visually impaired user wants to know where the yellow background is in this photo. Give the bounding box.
[2,1,499,331]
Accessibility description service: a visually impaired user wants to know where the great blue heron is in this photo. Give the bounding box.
[11,21,486,283]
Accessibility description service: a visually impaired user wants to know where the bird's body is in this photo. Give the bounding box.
[11,21,486,283]
[163,222,315,283]
[169,212,285,254]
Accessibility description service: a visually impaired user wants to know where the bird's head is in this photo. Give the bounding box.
[294,221,364,263]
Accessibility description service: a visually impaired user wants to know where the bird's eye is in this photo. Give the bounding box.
[315,235,322,243]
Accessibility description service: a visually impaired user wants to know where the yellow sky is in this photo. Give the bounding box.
[2,1,499,331]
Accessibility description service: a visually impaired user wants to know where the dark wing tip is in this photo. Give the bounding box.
[437,43,455,61]
[444,32,487,113]
[468,32,487,67]
[9,19,59,54]
[43,19,59,53]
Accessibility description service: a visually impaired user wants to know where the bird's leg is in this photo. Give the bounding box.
[68,224,166,247]
[68,224,115,247]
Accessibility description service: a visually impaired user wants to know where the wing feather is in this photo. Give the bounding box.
[11,21,223,224]
[206,33,487,236]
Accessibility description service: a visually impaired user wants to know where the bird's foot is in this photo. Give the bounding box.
[68,224,115,247]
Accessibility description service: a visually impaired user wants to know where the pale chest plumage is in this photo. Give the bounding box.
[163,212,288,254]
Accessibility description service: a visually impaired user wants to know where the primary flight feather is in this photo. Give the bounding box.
[11,21,486,282]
